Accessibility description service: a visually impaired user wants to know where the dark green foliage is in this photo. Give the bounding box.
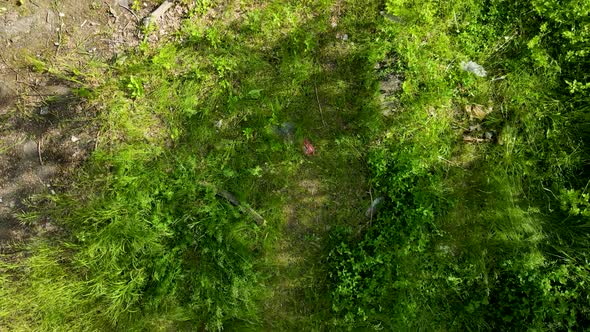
[328,0,590,330]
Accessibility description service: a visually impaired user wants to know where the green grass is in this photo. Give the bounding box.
[1,0,590,330]
[1,0,382,330]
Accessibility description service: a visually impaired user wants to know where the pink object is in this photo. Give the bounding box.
[303,138,315,155]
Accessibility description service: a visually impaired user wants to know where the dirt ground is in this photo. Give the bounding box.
[0,0,188,251]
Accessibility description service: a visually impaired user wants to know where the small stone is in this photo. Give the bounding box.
[58,12,65,17]
[0,197,3,203]
[71,135,80,143]
[22,140,38,160]
[460,61,487,77]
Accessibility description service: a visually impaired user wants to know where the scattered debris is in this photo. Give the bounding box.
[460,61,487,77]
[303,138,315,155]
[70,135,80,143]
[465,104,493,121]
[365,196,384,218]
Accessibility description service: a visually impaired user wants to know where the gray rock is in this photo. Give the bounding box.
[460,61,487,77]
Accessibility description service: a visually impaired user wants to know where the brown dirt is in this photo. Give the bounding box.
[0,0,190,252]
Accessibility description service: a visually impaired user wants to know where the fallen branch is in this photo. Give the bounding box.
[142,0,173,27]
[200,182,266,226]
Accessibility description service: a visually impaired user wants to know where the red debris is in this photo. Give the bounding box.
[303,138,315,155]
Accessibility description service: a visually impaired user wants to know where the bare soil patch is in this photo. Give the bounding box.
[0,0,190,251]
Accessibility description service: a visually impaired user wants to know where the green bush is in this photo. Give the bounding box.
[328,0,590,329]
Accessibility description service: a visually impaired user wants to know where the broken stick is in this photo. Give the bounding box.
[200,182,266,226]
[142,0,173,27]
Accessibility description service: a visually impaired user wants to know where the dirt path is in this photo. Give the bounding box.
[262,33,372,328]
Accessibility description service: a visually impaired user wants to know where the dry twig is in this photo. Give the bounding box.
[314,85,327,127]
[37,138,44,166]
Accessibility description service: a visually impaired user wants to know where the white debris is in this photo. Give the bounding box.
[39,106,49,115]
[71,135,80,143]
[58,12,65,17]
[365,197,384,218]
[460,61,487,77]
